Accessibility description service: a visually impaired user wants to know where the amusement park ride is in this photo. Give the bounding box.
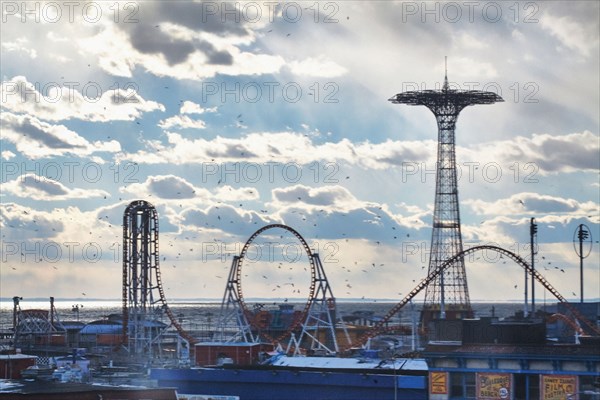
[213,223,351,355]
[10,65,599,362]
[110,63,600,358]
[115,200,600,359]
[6,62,598,400]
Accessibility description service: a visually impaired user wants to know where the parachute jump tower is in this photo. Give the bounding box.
[389,59,503,325]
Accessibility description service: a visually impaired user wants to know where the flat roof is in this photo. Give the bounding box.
[195,342,267,347]
[269,355,428,371]
[0,354,37,360]
[0,380,177,396]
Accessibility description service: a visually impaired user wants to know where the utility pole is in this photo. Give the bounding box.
[574,224,591,303]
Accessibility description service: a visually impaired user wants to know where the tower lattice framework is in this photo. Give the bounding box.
[389,64,503,321]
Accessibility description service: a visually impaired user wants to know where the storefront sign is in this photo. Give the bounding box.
[476,372,511,399]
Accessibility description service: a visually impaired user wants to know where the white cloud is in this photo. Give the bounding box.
[1,151,16,160]
[117,131,435,168]
[1,112,121,159]
[121,175,211,200]
[465,131,600,174]
[78,22,285,80]
[266,185,428,241]
[1,76,165,122]
[158,115,207,130]
[1,39,37,59]
[118,129,599,177]
[120,175,260,204]
[288,56,348,78]
[271,184,361,210]
[213,186,259,202]
[540,13,599,58]
[448,57,498,79]
[2,174,109,200]
[181,204,272,237]
[46,31,69,43]
[455,32,488,50]
[464,192,597,217]
[180,101,217,115]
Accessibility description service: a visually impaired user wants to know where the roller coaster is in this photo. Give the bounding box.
[121,201,598,356]
[234,223,318,344]
[121,200,196,357]
[214,223,350,354]
[344,245,600,351]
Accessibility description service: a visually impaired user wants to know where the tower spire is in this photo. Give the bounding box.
[443,56,449,91]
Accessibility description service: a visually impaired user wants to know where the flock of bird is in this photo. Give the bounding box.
[2,192,594,303]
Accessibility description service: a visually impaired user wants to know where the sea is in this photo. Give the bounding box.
[0,298,556,332]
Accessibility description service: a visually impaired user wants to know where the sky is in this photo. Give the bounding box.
[0,1,599,305]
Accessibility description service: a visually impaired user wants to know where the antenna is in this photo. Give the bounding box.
[443,56,449,91]
[445,56,447,76]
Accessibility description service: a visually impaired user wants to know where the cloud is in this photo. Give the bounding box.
[181,204,272,237]
[1,38,37,59]
[2,174,109,200]
[158,115,207,130]
[272,185,361,210]
[77,5,285,80]
[447,56,497,79]
[455,32,488,50]
[540,13,599,58]
[466,131,600,174]
[267,185,428,241]
[288,56,348,78]
[464,192,597,217]
[1,151,16,160]
[120,175,259,204]
[213,186,260,202]
[1,112,120,159]
[158,100,219,129]
[180,101,217,115]
[117,131,436,168]
[0,202,65,240]
[121,175,211,200]
[1,76,165,122]
[119,129,599,177]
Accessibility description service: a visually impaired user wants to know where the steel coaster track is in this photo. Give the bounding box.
[148,205,197,345]
[122,200,196,348]
[343,245,599,352]
[235,224,317,344]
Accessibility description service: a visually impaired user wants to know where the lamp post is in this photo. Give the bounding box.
[72,304,83,321]
[573,224,592,303]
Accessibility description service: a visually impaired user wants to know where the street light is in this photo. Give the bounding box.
[573,224,592,303]
[71,304,83,321]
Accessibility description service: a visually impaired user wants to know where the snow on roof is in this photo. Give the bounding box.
[269,356,427,371]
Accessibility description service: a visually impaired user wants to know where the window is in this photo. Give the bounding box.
[514,373,526,399]
[514,374,540,400]
[579,375,599,400]
[527,374,539,399]
[449,372,476,399]
[465,372,476,398]
[450,372,464,398]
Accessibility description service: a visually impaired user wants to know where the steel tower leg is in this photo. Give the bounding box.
[424,110,470,319]
[288,254,351,355]
[214,256,256,343]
